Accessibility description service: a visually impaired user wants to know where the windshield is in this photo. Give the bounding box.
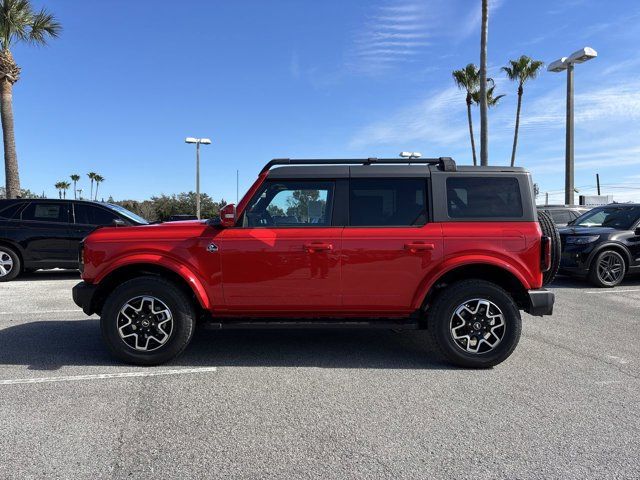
[105,203,149,225]
[573,206,640,230]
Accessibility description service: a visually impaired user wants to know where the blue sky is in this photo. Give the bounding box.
[7,0,640,203]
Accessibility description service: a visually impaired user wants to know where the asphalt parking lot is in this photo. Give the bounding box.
[0,272,639,479]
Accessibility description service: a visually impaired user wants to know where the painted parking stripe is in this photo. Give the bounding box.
[0,367,217,386]
[585,289,640,294]
[0,309,84,315]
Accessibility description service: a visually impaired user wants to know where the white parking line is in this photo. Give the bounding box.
[0,367,218,385]
[0,309,83,315]
[585,289,640,294]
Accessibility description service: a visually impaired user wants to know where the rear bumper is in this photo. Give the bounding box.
[525,288,554,316]
[72,281,97,315]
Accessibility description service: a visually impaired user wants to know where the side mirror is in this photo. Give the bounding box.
[219,204,236,228]
[112,218,126,227]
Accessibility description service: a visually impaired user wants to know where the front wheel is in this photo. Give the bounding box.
[588,250,626,288]
[426,280,522,368]
[101,276,196,365]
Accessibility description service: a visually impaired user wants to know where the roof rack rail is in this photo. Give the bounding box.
[260,157,456,174]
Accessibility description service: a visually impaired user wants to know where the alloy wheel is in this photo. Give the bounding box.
[117,296,174,351]
[450,298,506,354]
[597,252,624,285]
[0,252,14,278]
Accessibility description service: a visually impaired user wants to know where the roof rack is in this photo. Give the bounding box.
[260,157,456,174]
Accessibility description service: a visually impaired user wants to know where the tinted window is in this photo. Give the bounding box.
[74,204,120,226]
[447,177,522,219]
[21,203,67,223]
[549,210,572,224]
[0,202,25,219]
[349,178,426,226]
[244,181,334,227]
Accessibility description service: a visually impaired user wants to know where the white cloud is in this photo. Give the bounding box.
[349,86,467,148]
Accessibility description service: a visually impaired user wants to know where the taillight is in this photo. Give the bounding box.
[541,236,551,272]
[78,241,85,273]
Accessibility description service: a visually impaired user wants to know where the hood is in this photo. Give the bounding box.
[559,226,617,236]
[88,219,211,241]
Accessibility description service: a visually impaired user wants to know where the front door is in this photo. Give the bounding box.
[219,179,342,313]
[341,177,443,313]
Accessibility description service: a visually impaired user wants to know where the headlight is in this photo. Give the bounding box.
[566,235,599,245]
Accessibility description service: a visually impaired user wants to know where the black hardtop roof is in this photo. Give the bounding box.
[0,198,119,207]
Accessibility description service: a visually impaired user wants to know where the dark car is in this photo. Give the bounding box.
[559,204,640,287]
[538,205,590,227]
[0,199,147,281]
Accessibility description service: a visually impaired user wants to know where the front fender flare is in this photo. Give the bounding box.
[94,254,211,310]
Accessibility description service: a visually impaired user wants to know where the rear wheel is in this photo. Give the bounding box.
[0,246,20,282]
[426,280,522,368]
[537,210,560,285]
[101,276,196,365]
[588,249,626,288]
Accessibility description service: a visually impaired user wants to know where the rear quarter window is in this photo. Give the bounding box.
[447,177,523,219]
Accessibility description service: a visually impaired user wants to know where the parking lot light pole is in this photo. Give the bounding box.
[185,137,212,219]
[547,47,597,205]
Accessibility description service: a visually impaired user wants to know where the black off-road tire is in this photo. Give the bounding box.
[101,276,196,365]
[537,210,560,285]
[426,280,522,368]
[588,249,626,288]
[0,245,21,282]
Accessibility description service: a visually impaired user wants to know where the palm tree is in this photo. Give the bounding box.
[70,174,80,199]
[54,181,63,199]
[0,1,61,199]
[452,64,480,166]
[479,0,489,166]
[60,180,70,199]
[93,174,104,201]
[87,171,97,199]
[471,81,505,108]
[502,55,545,166]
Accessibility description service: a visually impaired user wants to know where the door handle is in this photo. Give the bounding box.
[404,242,435,253]
[304,242,333,253]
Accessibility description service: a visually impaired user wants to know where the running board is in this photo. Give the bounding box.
[201,319,420,330]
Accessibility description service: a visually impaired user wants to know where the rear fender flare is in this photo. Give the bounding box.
[412,256,532,310]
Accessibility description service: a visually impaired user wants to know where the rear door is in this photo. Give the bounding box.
[19,201,75,265]
[219,179,343,312]
[341,175,443,313]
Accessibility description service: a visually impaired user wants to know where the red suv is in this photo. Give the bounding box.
[73,157,557,368]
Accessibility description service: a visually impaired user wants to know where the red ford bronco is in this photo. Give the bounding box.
[73,157,558,368]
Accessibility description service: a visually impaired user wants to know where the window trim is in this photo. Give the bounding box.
[345,177,429,228]
[238,179,337,229]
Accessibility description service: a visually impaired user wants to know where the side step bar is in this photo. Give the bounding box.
[201,319,420,330]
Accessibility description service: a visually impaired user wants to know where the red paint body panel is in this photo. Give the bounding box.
[80,175,544,319]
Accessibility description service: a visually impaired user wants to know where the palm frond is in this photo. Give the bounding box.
[0,0,60,49]
[28,8,61,45]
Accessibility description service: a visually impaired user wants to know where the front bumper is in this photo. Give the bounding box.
[525,288,554,316]
[72,281,97,315]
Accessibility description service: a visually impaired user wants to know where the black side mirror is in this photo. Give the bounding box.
[206,217,222,227]
[112,218,126,227]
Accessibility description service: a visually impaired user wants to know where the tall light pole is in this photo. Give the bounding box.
[548,47,597,205]
[185,137,212,219]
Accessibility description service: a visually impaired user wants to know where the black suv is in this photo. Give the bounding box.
[0,199,147,281]
[559,204,640,287]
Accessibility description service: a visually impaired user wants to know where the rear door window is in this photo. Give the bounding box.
[74,204,120,226]
[446,177,523,219]
[21,202,68,223]
[349,178,426,226]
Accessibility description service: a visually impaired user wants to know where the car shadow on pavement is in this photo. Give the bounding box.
[0,319,454,371]
[15,269,80,282]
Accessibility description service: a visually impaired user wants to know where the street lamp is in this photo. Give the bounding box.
[185,137,212,219]
[547,47,597,205]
